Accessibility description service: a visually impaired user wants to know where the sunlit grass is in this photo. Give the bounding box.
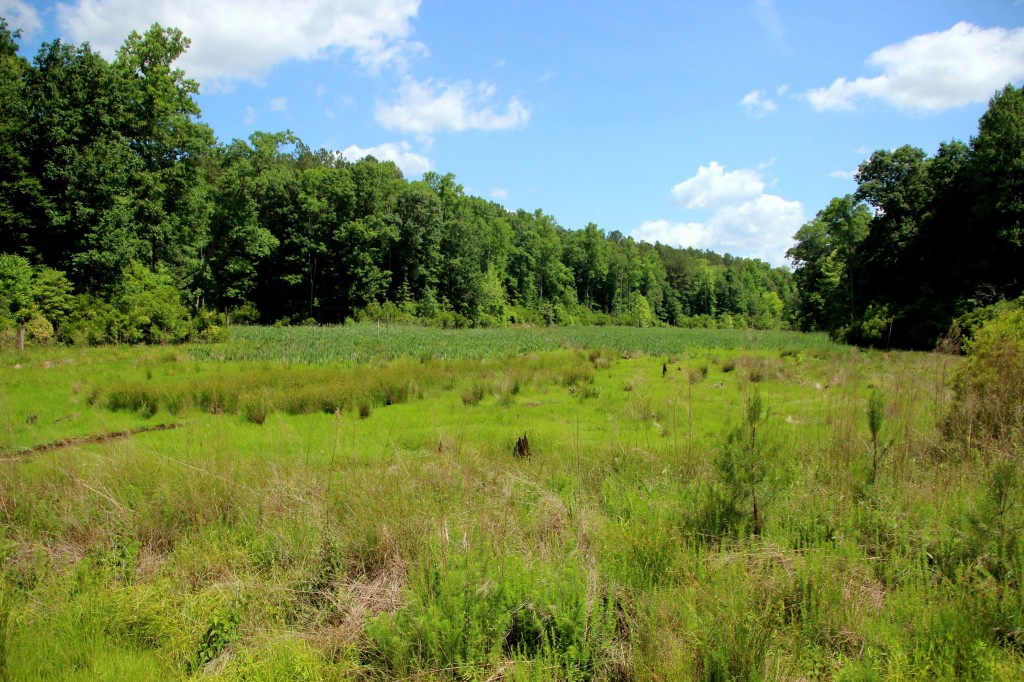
[2,330,1022,679]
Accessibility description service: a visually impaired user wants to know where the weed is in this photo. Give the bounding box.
[461,383,486,406]
[192,598,245,672]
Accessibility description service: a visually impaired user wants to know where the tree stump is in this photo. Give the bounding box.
[513,433,530,459]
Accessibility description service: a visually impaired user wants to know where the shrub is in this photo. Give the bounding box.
[946,304,1024,445]
[364,548,618,678]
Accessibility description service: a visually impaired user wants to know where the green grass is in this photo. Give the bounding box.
[1,327,1021,679]
[189,322,837,364]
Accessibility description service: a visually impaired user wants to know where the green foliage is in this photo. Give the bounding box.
[689,390,772,541]
[192,598,245,672]
[792,86,1024,349]
[866,388,888,486]
[117,262,192,343]
[0,253,32,326]
[365,547,618,679]
[947,304,1024,444]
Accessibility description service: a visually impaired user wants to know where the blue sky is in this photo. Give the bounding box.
[5,0,1024,265]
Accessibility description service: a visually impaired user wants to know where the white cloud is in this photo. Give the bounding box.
[636,162,804,265]
[741,89,777,117]
[375,78,530,133]
[490,188,508,200]
[54,0,424,90]
[315,84,327,98]
[670,161,765,210]
[805,22,1024,112]
[324,107,335,119]
[269,96,287,111]
[633,220,714,250]
[829,169,855,180]
[243,105,256,125]
[753,0,786,50]
[1,0,42,36]
[341,141,431,178]
[706,194,803,264]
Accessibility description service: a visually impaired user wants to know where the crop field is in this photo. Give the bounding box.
[1,324,1022,680]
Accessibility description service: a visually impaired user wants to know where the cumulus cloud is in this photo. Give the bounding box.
[490,188,508,200]
[636,162,804,265]
[805,22,1024,112]
[376,78,530,133]
[705,194,803,263]
[55,0,424,90]
[740,89,777,117]
[670,161,765,210]
[269,96,287,111]
[1,0,42,36]
[341,141,431,178]
[829,169,855,180]
[633,220,714,250]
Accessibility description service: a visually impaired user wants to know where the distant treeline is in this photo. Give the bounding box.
[789,84,1024,349]
[0,20,794,347]
[3,19,1021,349]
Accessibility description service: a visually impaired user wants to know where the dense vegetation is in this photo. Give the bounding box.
[788,85,1024,349]
[0,19,795,348]
[4,19,1024,351]
[1,319,1023,679]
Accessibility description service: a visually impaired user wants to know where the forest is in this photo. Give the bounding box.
[0,21,794,348]
[1,19,1022,349]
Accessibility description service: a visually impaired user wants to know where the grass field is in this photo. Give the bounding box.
[1,324,1021,680]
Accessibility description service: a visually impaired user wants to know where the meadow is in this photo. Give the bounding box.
[0,324,1021,680]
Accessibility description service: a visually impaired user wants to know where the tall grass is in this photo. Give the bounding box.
[188,323,837,365]
[2,330,1023,679]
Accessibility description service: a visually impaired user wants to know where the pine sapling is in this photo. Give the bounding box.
[867,388,889,486]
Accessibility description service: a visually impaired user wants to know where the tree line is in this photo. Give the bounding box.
[0,20,795,346]
[788,84,1024,349]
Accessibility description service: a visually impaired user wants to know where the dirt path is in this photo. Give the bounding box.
[1,422,183,458]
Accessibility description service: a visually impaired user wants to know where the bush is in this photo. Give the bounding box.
[364,548,618,679]
[946,304,1024,445]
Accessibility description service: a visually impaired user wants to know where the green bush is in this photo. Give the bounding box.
[946,304,1024,444]
[364,548,618,678]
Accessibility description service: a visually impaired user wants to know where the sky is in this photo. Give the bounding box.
[4,0,1024,266]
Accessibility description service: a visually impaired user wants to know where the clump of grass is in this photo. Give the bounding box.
[363,547,619,679]
[241,392,270,425]
[358,402,372,419]
[563,364,594,388]
[721,358,736,373]
[461,383,486,406]
[495,380,517,408]
[588,348,614,370]
[570,383,603,400]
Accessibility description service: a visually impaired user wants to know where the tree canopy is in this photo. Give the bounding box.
[789,85,1024,349]
[0,19,796,345]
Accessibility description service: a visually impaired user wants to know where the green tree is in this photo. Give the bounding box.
[787,195,871,336]
[114,261,191,343]
[0,19,47,258]
[114,24,215,286]
[968,84,1024,304]
[32,266,74,338]
[0,253,34,349]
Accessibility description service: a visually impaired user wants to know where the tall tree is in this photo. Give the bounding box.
[114,24,215,290]
[968,84,1024,303]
